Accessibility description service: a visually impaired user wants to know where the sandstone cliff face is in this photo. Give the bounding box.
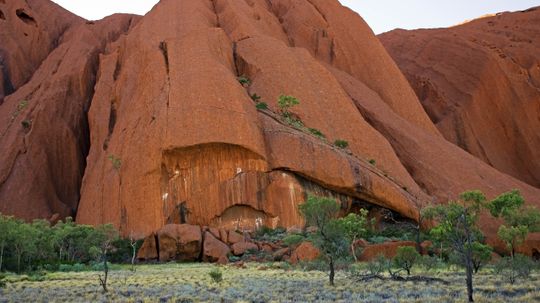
[76,0,428,237]
[0,0,539,252]
[0,0,137,220]
[0,0,82,104]
[380,7,540,188]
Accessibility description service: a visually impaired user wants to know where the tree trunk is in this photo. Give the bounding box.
[466,260,474,302]
[131,243,136,272]
[329,258,335,286]
[100,249,109,293]
[17,252,21,273]
[416,223,422,254]
[0,244,4,271]
[351,236,358,262]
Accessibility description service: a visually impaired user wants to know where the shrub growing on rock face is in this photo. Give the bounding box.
[334,139,349,149]
[278,95,299,116]
[255,102,268,110]
[237,76,251,86]
[308,128,325,139]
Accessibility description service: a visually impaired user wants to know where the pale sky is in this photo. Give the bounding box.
[51,0,540,34]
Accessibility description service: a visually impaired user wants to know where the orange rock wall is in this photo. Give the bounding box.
[380,8,540,187]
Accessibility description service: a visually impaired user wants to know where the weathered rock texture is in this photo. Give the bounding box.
[0,0,137,220]
[380,7,540,188]
[0,0,538,254]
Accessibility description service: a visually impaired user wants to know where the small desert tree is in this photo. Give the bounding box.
[299,195,349,286]
[393,246,421,276]
[423,190,486,302]
[11,220,37,273]
[487,190,540,257]
[277,95,299,118]
[336,210,371,262]
[91,224,120,293]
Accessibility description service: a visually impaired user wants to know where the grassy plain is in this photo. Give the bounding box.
[0,263,539,302]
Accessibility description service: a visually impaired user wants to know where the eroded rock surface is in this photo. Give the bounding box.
[380,8,540,188]
[0,0,538,253]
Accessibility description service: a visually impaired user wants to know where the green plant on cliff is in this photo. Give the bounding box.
[255,102,268,110]
[108,154,122,170]
[299,195,350,286]
[278,95,299,118]
[237,75,251,86]
[334,139,349,149]
[422,190,487,302]
[308,128,326,140]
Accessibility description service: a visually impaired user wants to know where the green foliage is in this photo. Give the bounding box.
[369,159,376,166]
[487,190,540,256]
[494,254,536,284]
[422,190,487,302]
[255,102,268,110]
[335,211,370,261]
[277,95,300,115]
[299,195,350,286]
[250,93,261,102]
[12,100,29,118]
[253,226,287,242]
[21,119,32,130]
[487,189,524,219]
[420,255,444,271]
[208,267,223,283]
[334,139,349,149]
[308,128,326,139]
[283,234,305,247]
[393,246,420,275]
[0,213,128,274]
[108,154,122,170]
[237,76,251,86]
[470,242,492,273]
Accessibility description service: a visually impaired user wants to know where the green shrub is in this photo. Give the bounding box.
[421,255,443,271]
[237,76,251,86]
[255,102,268,110]
[369,159,376,166]
[393,246,420,275]
[283,234,305,247]
[278,95,300,114]
[21,119,32,129]
[251,93,261,102]
[108,154,122,170]
[308,128,325,139]
[208,267,223,283]
[334,139,349,149]
[0,273,5,288]
[495,254,536,284]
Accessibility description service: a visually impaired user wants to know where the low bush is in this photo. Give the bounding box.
[495,254,536,284]
[237,76,251,86]
[255,102,268,110]
[208,268,223,283]
[334,139,349,149]
[308,128,325,139]
[393,246,420,275]
[283,234,305,247]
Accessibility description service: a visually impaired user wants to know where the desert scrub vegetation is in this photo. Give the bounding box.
[0,263,539,302]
